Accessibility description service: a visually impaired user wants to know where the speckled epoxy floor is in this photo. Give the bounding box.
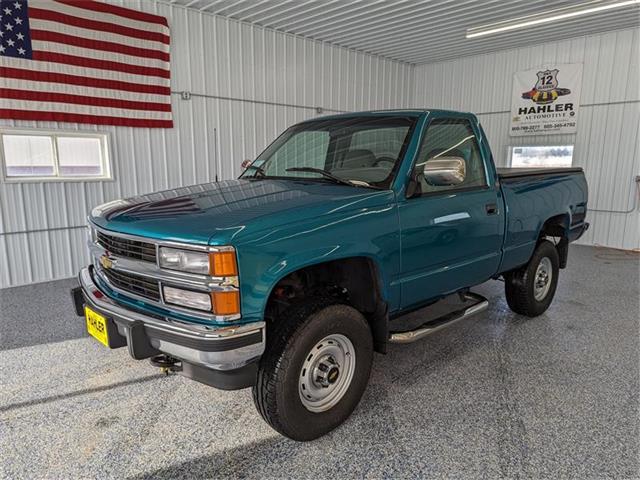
[1,245,638,479]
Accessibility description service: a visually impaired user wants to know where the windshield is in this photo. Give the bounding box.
[240,115,417,189]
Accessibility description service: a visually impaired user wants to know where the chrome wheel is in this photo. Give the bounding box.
[534,256,553,301]
[298,334,356,413]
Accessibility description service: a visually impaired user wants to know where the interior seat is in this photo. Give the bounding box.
[341,149,377,169]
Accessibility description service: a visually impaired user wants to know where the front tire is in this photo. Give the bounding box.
[252,298,373,441]
[504,240,560,317]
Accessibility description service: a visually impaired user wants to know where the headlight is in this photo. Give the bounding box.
[159,246,241,316]
[158,247,238,277]
[159,247,210,274]
[162,286,240,315]
[163,286,211,311]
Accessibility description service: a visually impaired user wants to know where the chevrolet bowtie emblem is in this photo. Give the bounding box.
[100,254,114,269]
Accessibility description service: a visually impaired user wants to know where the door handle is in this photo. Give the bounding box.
[485,203,498,215]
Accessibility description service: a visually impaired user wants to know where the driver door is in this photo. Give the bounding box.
[397,116,503,309]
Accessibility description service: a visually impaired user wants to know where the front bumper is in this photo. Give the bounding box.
[74,266,265,390]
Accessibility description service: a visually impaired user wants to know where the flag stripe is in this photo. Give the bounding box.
[32,51,170,79]
[0,66,171,95]
[1,88,172,112]
[30,18,169,52]
[54,0,169,28]
[0,109,173,127]
[0,98,172,120]
[28,7,171,45]
[2,77,170,104]
[32,40,169,70]
[30,30,170,62]
[1,57,169,87]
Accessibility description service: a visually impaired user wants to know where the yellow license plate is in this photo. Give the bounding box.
[85,306,109,347]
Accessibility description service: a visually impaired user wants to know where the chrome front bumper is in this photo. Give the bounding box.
[77,267,265,377]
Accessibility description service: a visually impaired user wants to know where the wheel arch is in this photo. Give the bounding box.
[262,255,389,353]
[538,213,571,268]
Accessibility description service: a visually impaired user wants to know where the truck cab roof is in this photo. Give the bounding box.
[298,108,477,124]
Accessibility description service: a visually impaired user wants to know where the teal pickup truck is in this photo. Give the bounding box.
[72,109,588,440]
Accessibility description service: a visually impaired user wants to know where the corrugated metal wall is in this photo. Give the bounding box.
[2,4,637,289]
[412,27,640,251]
[0,1,414,289]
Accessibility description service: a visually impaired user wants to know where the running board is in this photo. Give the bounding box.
[388,292,489,344]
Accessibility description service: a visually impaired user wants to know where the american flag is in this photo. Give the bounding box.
[0,0,172,128]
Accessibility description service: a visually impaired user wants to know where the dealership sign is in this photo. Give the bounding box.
[510,63,583,136]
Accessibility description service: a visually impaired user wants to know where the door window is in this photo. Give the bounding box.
[413,118,487,195]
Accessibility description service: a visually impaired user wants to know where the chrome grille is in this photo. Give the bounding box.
[97,231,156,263]
[100,268,161,301]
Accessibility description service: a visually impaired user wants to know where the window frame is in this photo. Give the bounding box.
[408,116,490,198]
[0,127,113,183]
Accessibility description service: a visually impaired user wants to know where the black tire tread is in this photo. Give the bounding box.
[252,297,336,436]
[505,240,559,317]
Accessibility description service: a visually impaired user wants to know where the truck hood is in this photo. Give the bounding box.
[90,179,394,245]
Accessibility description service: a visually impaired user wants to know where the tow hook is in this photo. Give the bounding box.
[149,354,182,375]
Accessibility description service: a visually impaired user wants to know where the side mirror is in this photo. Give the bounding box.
[421,157,466,186]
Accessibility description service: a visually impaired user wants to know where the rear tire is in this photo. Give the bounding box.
[252,298,373,441]
[505,240,560,317]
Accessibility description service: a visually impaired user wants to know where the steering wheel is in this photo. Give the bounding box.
[373,156,396,168]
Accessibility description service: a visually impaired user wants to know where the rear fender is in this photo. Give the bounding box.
[538,212,571,268]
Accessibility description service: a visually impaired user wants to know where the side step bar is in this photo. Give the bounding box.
[388,292,489,344]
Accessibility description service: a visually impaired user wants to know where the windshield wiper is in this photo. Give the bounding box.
[244,164,266,178]
[286,167,367,188]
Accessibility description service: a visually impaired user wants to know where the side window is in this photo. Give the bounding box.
[413,118,486,195]
[263,131,329,177]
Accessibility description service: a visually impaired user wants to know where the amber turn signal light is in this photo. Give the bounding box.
[209,251,238,277]
[211,290,240,315]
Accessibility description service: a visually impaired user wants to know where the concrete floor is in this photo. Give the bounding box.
[1,245,638,479]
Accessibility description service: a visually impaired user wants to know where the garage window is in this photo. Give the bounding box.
[0,130,111,182]
[509,145,574,168]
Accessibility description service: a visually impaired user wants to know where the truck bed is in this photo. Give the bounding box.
[496,166,588,274]
[498,167,583,180]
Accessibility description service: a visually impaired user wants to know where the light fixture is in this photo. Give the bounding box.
[158,246,238,277]
[466,0,639,39]
[163,286,212,312]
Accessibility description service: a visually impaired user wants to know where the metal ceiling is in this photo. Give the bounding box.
[165,0,640,64]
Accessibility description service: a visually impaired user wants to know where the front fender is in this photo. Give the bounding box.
[233,201,400,322]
